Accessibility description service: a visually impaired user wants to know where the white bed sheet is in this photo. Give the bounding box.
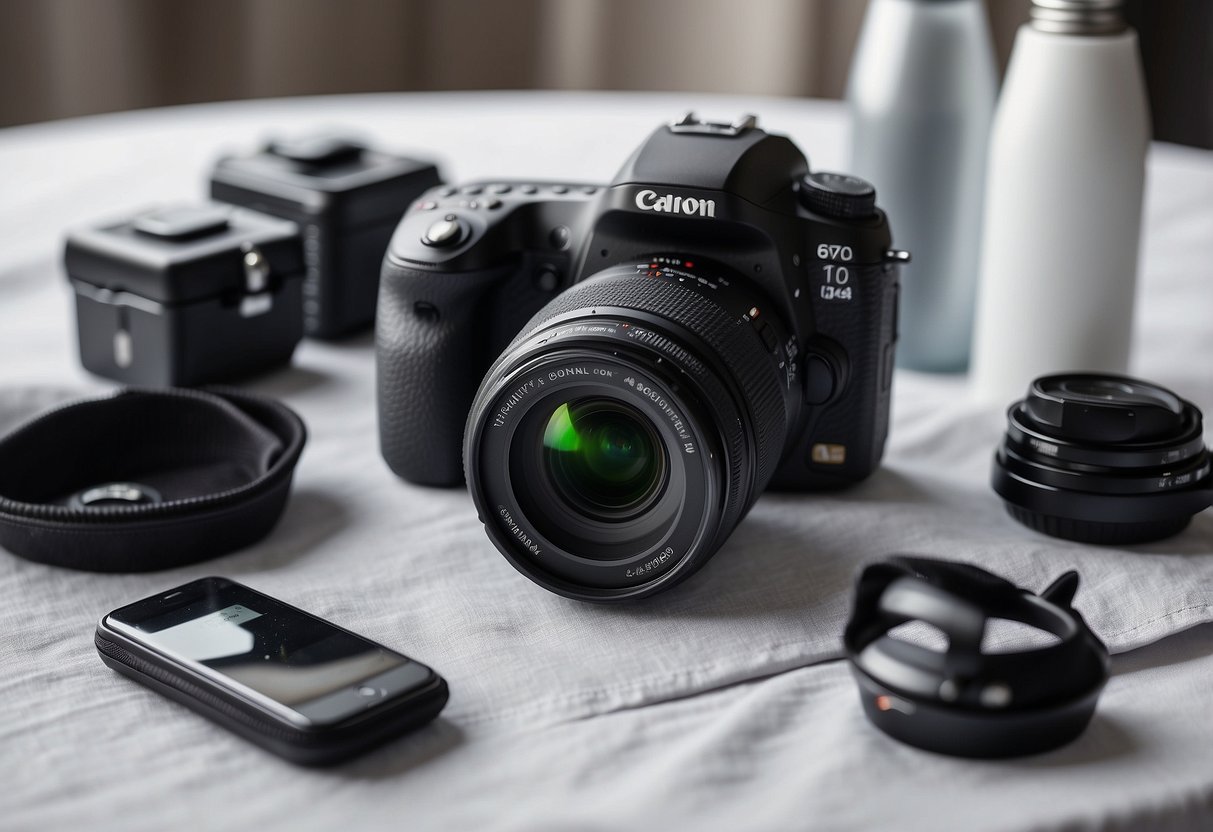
[0,92,1211,832]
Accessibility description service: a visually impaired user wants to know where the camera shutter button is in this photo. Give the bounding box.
[422,216,465,247]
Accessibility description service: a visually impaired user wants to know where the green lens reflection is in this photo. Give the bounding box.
[541,398,666,519]
[543,402,582,452]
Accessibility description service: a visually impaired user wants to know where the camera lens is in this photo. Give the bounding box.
[542,399,667,521]
[465,259,800,600]
[992,373,1212,544]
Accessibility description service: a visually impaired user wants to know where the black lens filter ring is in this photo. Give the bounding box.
[993,373,1212,544]
[844,556,1109,758]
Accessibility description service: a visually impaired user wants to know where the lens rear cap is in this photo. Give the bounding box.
[1026,373,1184,443]
[993,372,1212,545]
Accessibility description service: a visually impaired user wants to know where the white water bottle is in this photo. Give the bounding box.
[848,0,997,373]
[970,0,1150,403]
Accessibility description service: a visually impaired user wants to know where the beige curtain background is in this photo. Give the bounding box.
[0,0,1034,128]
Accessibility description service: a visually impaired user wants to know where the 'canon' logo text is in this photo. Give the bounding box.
[634,189,716,218]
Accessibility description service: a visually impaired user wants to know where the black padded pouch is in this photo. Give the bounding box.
[0,387,306,571]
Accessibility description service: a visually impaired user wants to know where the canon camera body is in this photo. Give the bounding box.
[376,113,904,600]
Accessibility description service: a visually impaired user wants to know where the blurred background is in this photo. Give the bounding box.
[0,0,1208,147]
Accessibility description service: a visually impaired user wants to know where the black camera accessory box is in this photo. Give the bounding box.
[0,387,305,572]
[210,134,441,339]
[94,583,449,767]
[64,203,305,387]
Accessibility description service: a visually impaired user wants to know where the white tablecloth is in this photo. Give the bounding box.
[1,92,1211,832]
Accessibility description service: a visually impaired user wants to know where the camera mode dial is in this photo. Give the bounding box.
[798,172,877,219]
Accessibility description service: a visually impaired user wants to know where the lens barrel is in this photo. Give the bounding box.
[465,260,799,600]
[992,373,1212,544]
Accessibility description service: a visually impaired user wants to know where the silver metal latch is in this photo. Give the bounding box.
[113,306,133,368]
[242,245,270,293]
[239,244,273,317]
[113,329,133,368]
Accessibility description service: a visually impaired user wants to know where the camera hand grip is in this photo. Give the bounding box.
[376,263,512,486]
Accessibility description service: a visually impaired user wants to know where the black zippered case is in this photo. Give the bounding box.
[0,388,306,572]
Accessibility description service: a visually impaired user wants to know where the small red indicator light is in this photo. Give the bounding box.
[685,261,694,268]
[875,695,892,712]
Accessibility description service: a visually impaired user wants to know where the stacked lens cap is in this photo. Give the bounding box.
[992,374,1212,544]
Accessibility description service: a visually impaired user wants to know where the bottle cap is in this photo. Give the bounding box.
[1030,0,1127,35]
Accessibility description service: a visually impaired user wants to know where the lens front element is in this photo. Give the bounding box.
[543,399,667,521]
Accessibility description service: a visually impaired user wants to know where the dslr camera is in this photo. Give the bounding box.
[377,114,904,601]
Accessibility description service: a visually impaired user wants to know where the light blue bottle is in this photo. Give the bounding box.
[847,0,997,372]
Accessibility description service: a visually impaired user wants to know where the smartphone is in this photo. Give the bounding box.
[95,576,448,766]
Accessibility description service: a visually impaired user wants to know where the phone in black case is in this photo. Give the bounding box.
[95,576,448,766]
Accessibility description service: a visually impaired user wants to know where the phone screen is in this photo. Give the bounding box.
[104,577,433,726]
